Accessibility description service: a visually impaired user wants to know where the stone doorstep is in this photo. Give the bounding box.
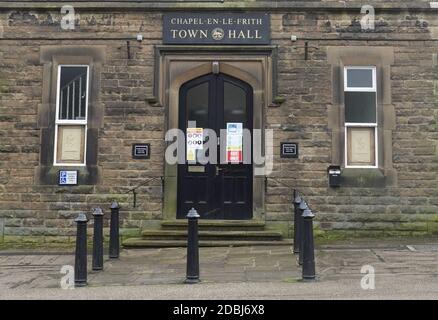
[122,239,293,248]
[141,229,283,240]
[160,220,266,231]
[124,219,287,248]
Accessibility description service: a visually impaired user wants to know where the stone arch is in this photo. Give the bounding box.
[160,53,272,221]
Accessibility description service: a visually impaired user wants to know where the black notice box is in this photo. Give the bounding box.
[281,142,298,158]
[132,144,150,159]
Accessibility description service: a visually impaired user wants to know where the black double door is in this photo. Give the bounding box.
[177,73,253,220]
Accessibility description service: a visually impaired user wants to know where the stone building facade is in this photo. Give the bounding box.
[0,0,438,244]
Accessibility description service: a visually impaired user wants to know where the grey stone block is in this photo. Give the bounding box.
[0,218,4,239]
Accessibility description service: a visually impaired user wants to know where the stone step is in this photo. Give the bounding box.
[123,238,293,248]
[161,220,266,231]
[140,230,283,241]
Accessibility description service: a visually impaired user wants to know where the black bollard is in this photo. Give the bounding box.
[185,208,200,284]
[92,207,104,271]
[293,190,302,254]
[109,201,120,259]
[74,212,88,287]
[298,200,308,266]
[302,208,316,281]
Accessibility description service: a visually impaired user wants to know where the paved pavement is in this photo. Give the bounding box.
[0,241,437,299]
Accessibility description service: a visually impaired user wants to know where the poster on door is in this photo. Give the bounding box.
[186,127,203,161]
[226,123,243,163]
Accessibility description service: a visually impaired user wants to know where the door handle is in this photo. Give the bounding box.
[215,166,223,176]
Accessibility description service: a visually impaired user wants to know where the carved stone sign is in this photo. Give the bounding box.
[163,13,270,45]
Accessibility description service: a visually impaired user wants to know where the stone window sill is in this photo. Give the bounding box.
[340,168,386,188]
[35,165,100,186]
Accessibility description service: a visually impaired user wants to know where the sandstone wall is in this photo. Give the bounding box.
[0,6,437,242]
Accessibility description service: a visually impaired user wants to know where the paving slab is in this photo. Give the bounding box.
[0,240,438,299]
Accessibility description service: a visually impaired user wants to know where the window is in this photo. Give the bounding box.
[54,65,89,166]
[344,66,377,168]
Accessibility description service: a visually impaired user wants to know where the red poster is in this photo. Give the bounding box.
[227,151,242,163]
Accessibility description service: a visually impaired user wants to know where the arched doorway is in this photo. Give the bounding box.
[177,73,253,219]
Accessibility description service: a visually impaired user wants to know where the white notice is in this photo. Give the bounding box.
[226,123,243,163]
[186,128,203,161]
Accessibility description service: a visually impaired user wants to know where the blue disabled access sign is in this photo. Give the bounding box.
[58,170,78,186]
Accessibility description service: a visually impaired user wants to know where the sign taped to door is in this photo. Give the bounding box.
[226,123,243,163]
[187,127,203,161]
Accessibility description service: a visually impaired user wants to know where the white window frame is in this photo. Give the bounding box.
[344,66,377,92]
[344,66,378,169]
[53,65,90,166]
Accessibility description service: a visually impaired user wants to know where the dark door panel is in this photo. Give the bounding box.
[177,73,253,220]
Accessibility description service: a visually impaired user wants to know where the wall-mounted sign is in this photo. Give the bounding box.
[187,128,203,162]
[132,144,150,159]
[226,123,243,163]
[281,142,299,158]
[163,13,270,45]
[58,170,78,186]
